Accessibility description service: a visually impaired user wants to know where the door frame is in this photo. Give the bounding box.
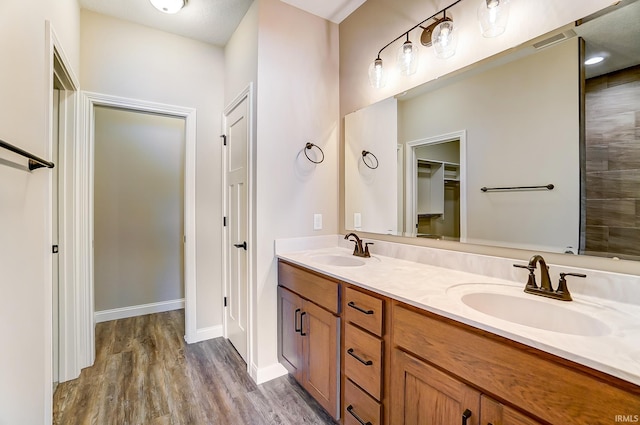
[80,92,197,360]
[45,21,79,421]
[405,130,467,240]
[222,83,254,375]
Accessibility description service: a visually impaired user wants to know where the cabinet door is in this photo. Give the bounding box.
[481,396,544,425]
[390,349,480,425]
[278,287,303,381]
[301,300,340,420]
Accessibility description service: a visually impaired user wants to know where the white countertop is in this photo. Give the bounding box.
[276,242,640,387]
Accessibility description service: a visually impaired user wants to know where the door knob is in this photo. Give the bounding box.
[233,241,247,250]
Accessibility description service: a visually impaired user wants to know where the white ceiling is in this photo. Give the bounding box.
[575,0,640,78]
[79,0,364,46]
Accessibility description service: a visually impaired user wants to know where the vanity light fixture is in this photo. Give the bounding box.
[149,0,186,14]
[478,0,510,38]
[397,33,420,76]
[368,0,511,88]
[368,56,386,88]
[432,12,458,59]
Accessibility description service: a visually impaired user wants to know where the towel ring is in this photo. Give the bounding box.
[362,150,379,169]
[304,142,324,164]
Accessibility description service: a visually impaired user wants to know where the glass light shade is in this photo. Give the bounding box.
[432,20,458,59]
[149,0,185,14]
[368,58,386,88]
[397,39,419,76]
[478,0,510,38]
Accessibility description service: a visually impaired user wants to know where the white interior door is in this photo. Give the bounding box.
[224,95,249,361]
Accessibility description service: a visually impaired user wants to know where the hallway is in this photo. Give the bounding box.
[53,310,336,424]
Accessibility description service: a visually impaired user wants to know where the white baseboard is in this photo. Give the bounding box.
[250,362,288,385]
[184,325,224,344]
[95,298,184,323]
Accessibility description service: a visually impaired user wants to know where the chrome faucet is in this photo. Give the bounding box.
[514,254,586,301]
[344,233,373,258]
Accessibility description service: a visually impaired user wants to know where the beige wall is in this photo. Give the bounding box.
[399,39,580,253]
[81,10,225,331]
[0,1,80,423]
[225,0,259,107]
[253,0,340,376]
[94,106,185,311]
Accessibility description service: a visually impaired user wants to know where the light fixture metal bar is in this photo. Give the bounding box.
[376,0,465,57]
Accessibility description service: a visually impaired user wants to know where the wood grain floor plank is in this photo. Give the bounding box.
[54,310,336,425]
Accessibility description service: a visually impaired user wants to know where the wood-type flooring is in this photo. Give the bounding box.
[53,310,337,425]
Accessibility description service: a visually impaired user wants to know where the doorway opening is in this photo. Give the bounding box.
[81,93,197,362]
[405,131,467,240]
[48,25,79,397]
[93,106,186,326]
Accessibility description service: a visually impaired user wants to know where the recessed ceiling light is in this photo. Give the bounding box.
[585,56,604,65]
[149,0,186,14]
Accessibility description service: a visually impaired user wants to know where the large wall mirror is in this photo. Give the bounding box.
[345,0,640,261]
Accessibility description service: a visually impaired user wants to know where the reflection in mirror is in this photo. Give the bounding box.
[344,0,640,260]
[579,0,640,260]
[407,135,463,241]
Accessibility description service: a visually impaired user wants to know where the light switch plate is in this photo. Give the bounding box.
[354,212,362,229]
[313,213,322,230]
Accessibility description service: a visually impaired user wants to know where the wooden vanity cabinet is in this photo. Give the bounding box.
[391,302,640,425]
[342,286,390,425]
[391,348,545,425]
[277,261,340,420]
[481,396,545,425]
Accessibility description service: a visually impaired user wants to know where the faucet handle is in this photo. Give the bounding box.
[513,263,537,289]
[556,273,586,301]
[348,239,360,255]
[364,242,374,258]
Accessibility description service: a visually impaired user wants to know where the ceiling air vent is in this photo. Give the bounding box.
[532,30,577,50]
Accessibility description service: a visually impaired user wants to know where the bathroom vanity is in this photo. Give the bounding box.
[276,237,640,425]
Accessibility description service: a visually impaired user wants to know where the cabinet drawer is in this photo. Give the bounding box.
[278,260,339,314]
[344,323,383,400]
[344,379,382,425]
[345,287,383,336]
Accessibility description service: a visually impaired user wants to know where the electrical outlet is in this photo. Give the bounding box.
[313,213,322,230]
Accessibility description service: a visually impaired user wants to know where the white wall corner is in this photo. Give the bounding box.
[184,325,224,344]
[250,361,288,385]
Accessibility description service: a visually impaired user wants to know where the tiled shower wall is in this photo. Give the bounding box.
[584,64,640,260]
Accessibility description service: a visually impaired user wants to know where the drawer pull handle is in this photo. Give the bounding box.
[462,409,472,425]
[294,308,301,333]
[348,301,374,315]
[299,312,307,336]
[347,348,373,366]
[346,405,372,425]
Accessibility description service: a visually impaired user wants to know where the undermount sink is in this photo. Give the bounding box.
[449,284,611,337]
[311,254,365,267]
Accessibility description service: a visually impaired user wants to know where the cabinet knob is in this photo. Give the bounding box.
[462,409,472,425]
